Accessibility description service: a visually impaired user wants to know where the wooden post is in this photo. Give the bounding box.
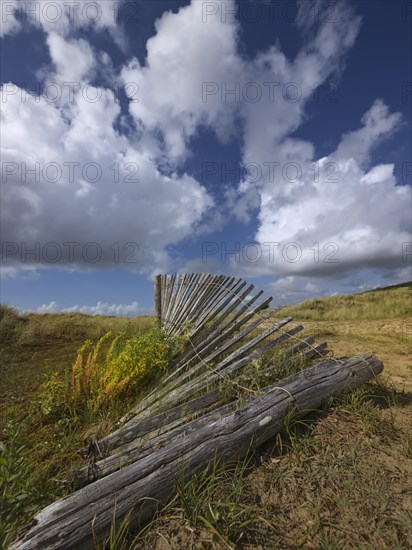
[154,274,162,326]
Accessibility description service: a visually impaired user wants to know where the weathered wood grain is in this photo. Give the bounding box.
[153,274,162,324]
[73,340,330,486]
[10,354,383,550]
[8,274,384,550]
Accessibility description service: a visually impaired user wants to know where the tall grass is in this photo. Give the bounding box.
[0,423,41,548]
[278,284,411,320]
[1,308,154,346]
[38,325,182,420]
[1,281,411,548]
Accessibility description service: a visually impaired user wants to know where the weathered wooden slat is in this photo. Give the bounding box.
[162,275,169,317]
[160,274,167,320]
[168,273,185,323]
[190,285,264,343]
[162,273,176,325]
[281,337,316,358]
[186,277,246,340]
[132,324,304,420]
[95,390,222,456]
[165,273,181,321]
[74,395,239,487]
[173,297,276,376]
[164,273,192,333]
[99,338,325,460]
[184,274,220,328]
[188,275,235,334]
[256,341,329,381]
[11,355,383,550]
[165,273,192,333]
[175,280,253,362]
[161,276,245,370]
[168,273,204,334]
[193,275,230,319]
[122,308,288,423]
[192,280,251,337]
[209,317,295,373]
[158,306,281,401]
[179,272,214,324]
[163,273,179,328]
[154,274,162,324]
[116,338,328,451]
[74,341,331,487]
[175,273,216,334]
[170,284,261,372]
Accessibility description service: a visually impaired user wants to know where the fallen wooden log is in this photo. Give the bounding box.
[10,354,383,550]
[88,338,327,457]
[73,341,330,486]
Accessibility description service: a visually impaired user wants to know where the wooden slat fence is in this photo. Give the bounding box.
[10,274,383,550]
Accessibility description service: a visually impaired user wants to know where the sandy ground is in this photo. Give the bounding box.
[139,316,412,549]
[299,318,412,391]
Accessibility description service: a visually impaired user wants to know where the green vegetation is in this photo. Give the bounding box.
[0,306,154,412]
[0,282,411,549]
[39,327,180,419]
[0,308,178,548]
[279,281,411,320]
[135,382,411,549]
[0,422,41,548]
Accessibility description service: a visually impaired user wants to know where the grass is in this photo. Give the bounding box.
[135,383,411,549]
[0,305,153,413]
[278,281,411,321]
[1,281,411,549]
[135,282,412,549]
[0,307,162,547]
[0,422,42,548]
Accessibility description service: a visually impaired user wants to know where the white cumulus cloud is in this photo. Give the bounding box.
[35,300,142,317]
[1,0,410,295]
[233,99,410,278]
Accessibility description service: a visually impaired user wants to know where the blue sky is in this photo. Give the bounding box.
[1,0,411,315]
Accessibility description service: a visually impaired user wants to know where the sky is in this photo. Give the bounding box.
[1,0,411,316]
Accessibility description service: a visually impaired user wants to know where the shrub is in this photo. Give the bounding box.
[0,424,39,547]
[39,325,180,419]
[0,305,22,341]
[98,328,174,404]
[39,371,72,419]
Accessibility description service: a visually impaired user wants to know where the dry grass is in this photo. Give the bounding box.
[279,282,411,321]
[0,307,153,419]
[0,282,411,549]
[133,282,412,549]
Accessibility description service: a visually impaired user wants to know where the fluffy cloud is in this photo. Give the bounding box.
[1,26,214,273]
[46,32,96,83]
[233,99,410,278]
[120,0,242,161]
[35,300,142,316]
[1,84,213,271]
[334,100,402,166]
[120,0,362,164]
[1,1,126,47]
[1,0,410,291]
